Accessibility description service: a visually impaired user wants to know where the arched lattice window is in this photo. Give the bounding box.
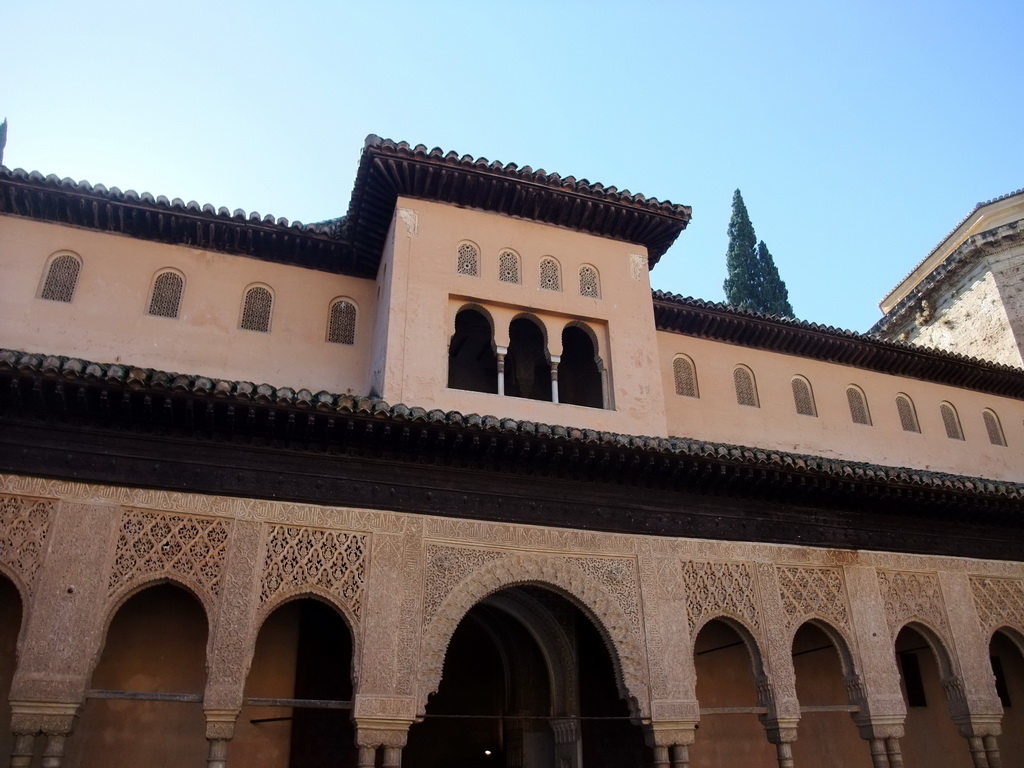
[846,386,871,425]
[498,249,521,284]
[539,257,561,291]
[673,356,698,398]
[240,285,273,332]
[791,376,816,416]
[940,402,963,440]
[733,366,759,407]
[456,242,479,276]
[327,298,357,345]
[896,394,920,433]
[147,270,184,318]
[579,265,600,298]
[983,410,1006,446]
[39,253,82,302]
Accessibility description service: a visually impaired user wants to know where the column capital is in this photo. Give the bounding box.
[9,701,79,736]
[204,709,239,741]
[643,720,697,748]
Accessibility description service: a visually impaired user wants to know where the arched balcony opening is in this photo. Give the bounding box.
[559,324,603,409]
[505,317,552,402]
[448,308,498,394]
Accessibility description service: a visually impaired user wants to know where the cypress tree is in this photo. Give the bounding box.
[0,119,7,167]
[722,189,795,317]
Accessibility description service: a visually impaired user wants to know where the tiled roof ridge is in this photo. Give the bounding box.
[879,187,1024,309]
[870,219,1024,335]
[652,289,1024,377]
[0,165,341,238]
[3,346,1022,501]
[362,135,693,219]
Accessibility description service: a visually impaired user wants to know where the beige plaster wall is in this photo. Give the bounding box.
[0,217,376,394]
[658,331,1024,482]
[376,198,668,437]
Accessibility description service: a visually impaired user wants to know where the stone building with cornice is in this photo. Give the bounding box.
[0,137,1022,768]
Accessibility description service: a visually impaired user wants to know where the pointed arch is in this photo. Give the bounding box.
[240,284,274,332]
[418,553,649,719]
[146,269,185,318]
[38,251,82,302]
[691,613,768,677]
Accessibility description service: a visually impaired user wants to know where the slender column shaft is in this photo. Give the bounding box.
[497,354,506,396]
[885,737,904,768]
[41,733,67,768]
[382,746,402,768]
[207,738,229,768]
[983,735,1002,768]
[670,744,690,768]
[357,746,376,768]
[868,738,890,768]
[9,733,37,768]
[774,740,794,768]
[652,745,669,768]
[550,362,559,404]
[967,736,990,768]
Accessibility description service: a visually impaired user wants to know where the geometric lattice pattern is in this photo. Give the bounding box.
[983,410,1006,447]
[240,286,273,332]
[0,495,54,594]
[847,386,871,425]
[328,299,357,345]
[540,257,561,291]
[682,560,760,631]
[147,271,184,318]
[734,366,758,407]
[940,403,963,440]
[498,250,521,284]
[457,243,479,276]
[422,545,507,624]
[776,565,848,631]
[579,265,600,298]
[876,570,949,638]
[673,356,698,397]
[896,394,920,433]
[261,526,367,620]
[969,576,1024,635]
[108,510,230,597]
[40,253,81,302]
[791,377,816,416]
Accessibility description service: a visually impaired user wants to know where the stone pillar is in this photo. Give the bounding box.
[550,716,580,768]
[549,355,560,403]
[762,720,798,768]
[644,721,696,768]
[8,731,36,768]
[8,703,79,768]
[496,347,507,396]
[955,717,1003,768]
[354,719,411,768]
[854,720,905,768]
[204,710,239,768]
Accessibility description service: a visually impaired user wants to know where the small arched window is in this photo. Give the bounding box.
[734,366,759,407]
[673,355,698,398]
[539,257,561,291]
[895,394,920,433]
[498,249,521,284]
[983,410,1006,447]
[846,386,871,425]
[327,298,357,345]
[240,285,273,332]
[939,402,963,440]
[456,242,479,277]
[791,376,816,416]
[147,270,184,318]
[579,265,600,298]
[39,252,82,302]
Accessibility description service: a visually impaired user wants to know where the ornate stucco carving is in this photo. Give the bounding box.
[682,560,760,634]
[969,575,1024,636]
[876,570,951,643]
[775,565,851,636]
[0,494,54,596]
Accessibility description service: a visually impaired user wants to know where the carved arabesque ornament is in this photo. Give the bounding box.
[423,545,507,624]
[0,494,54,596]
[969,576,1024,636]
[682,560,760,633]
[418,551,649,718]
[108,508,229,600]
[260,525,367,621]
[876,570,951,641]
[776,565,850,634]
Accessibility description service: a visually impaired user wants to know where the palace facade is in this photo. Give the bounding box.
[0,137,1022,768]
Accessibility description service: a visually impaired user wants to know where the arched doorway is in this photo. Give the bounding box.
[230,597,356,768]
[405,586,646,768]
[0,575,23,760]
[505,318,552,402]
[990,629,1024,767]
[789,621,869,767]
[558,325,603,409]
[691,618,775,767]
[449,308,498,394]
[894,624,964,768]
[65,582,208,768]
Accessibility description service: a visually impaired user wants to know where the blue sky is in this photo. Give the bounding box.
[4,1,1022,332]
